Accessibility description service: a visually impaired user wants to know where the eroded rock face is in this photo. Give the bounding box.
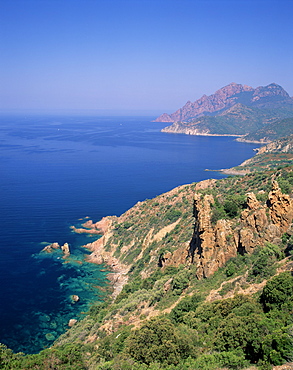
[268,180,293,233]
[239,192,269,254]
[187,181,293,279]
[189,193,237,278]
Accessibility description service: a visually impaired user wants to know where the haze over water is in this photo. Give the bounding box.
[0,115,259,353]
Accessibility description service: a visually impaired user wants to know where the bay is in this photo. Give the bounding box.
[0,114,259,353]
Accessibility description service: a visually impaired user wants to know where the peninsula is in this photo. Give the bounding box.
[156,83,293,142]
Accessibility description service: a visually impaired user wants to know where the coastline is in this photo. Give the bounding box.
[160,123,271,144]
[161,128,244,138]
[72,217,129,299]
[205,168,248,175]
[73,137,261,299]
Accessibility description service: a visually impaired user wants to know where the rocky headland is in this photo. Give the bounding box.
[156,83,293,142]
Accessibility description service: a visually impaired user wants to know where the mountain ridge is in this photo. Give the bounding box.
[155,82,293,123]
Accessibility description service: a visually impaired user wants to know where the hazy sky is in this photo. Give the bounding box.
[1,0,293,114]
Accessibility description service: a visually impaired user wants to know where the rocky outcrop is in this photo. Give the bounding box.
[155,83,293,123]
[80,177,293,286]
[83,217,130,298]
[61,243,70,257]
[68,319,77,327]
[70,295,80,303]
[188,193,237,279]
[187,181,293,279]
[70,217,111,235]
[256,136,293,155]
[268,180,293,233]
[41,242,70,258]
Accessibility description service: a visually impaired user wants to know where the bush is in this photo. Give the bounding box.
[171,270,190,294]
[165,209,182,223]
[125,317,188,365]
[224,200,239,218]
[170,294,203,324]
[261,271,293,312]
[248,244,284,282]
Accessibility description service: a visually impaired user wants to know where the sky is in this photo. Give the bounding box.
[0,0,293,114]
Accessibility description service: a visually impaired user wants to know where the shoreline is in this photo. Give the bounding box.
[161,128,244,138]
[205,168,248,175]
[73,217,129,299]
[161,126,271,144]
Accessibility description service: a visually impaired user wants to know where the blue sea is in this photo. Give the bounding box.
[0,114,260,354]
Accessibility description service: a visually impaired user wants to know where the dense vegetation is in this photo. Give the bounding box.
[224,135,293,174]
[242,117,293,142]
[1,268,292,369]
[164,104,293,140]
[1,157,293,369]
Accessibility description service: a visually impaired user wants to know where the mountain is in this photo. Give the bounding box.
[162,103,273,136]
[156,83,293,140]
[155,82,293,123]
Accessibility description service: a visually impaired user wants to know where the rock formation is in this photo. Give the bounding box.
[68,319,77,327]
[71,295,80,303]
[186,181,293,279]
[81,174,293,287]
[61,242,70,257]
[41,242,70,257]
[187,193,237,278]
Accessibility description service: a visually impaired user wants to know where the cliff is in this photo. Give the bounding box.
[188,181,293,278]
[5,164,293,369]
[79,169,293,284]
[45,164,293,370]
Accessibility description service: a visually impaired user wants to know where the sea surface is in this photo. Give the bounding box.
[0,114,260,354]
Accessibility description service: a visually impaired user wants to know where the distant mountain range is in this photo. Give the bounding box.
[156,83,293,142]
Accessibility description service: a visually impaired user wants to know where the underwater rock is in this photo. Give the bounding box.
[71,294,80,303]
[38,314,51,322]
[45,332,56,341]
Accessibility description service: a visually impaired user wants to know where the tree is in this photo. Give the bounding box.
[125,317,187,365]
[261,271,293,311]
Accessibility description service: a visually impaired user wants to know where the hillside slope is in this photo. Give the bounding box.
[239,117,293,143]
[2,163,293,369]
[222,135,293,175]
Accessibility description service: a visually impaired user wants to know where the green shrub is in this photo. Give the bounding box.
[261,271,293,312]
[125,317,190,365]
[171,270,190,294]
[248,243,284,282]
[170,294,203,324]
[165,209,182,223]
